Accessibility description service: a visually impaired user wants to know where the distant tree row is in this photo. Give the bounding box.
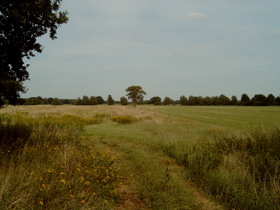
[19,93,280,106]
[147,94,280,106]
[75,96,104,105]
[24,96,73,105]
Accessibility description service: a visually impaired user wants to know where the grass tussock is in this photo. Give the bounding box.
[0,114,120,209]
[180,127,280,209]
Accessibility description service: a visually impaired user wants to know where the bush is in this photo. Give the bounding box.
[111,115,137,124]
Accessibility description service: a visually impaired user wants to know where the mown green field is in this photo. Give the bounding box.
[143,105,280,129]
[1,105,280,209]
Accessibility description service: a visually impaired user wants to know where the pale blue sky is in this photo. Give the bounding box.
[23,0,280,101]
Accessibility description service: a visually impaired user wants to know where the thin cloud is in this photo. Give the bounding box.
[185,12,205,19]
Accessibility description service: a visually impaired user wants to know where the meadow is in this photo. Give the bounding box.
[0,105,280,209]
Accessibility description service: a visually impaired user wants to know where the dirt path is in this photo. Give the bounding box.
[87,131,225,210]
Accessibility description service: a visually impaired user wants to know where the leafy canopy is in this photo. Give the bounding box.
[125,85,146,106]
[0,0,68,106]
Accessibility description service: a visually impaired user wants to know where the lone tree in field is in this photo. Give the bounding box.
[125,85,146,106]
[0,0,68,106]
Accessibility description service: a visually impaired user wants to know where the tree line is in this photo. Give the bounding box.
[21,93,279,106]
[161,93,280,106]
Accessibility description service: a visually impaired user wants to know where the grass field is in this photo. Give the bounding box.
[1,105,280,209]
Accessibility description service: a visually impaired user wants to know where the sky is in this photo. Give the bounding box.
[23,0,280,101]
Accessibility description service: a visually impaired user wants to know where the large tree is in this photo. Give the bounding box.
[0,0,68,106]
[125,85,146,106]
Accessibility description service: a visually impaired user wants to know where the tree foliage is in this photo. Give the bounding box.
[231,96,238,105]
[179,96,188,105]
[125,85,146,106]
[241,94,250,106]
[51,97,62,105]
[120,96,128,105]
[107,95,114,105]
[150,96,162,105]
[266,94,276,106]
[163,97,174,105]
[96,96,104,105]
[251,94,267,106]
[89,96,98,105]
[0,0,68,106]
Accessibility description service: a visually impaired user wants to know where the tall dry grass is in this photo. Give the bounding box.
[175,127,280,209]
[0,113,120,209]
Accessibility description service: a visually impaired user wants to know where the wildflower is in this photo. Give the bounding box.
[85,181,90,186]
[60,179,66,184]
[39,201,44,205]
[81,200,85,203]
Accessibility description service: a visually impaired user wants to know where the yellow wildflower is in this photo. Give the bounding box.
[39,201,44,205]
[60,179,66,184]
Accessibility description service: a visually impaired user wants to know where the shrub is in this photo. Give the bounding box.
[111,115,137,124]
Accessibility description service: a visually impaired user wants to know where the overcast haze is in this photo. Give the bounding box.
[23,0,280,101]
